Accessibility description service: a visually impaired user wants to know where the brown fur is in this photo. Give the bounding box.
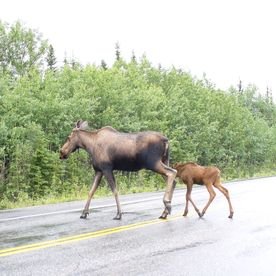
[172,162,234,218]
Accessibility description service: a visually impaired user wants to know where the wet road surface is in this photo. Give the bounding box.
[0,177,276,275]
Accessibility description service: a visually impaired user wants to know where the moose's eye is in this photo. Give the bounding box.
[66,134,73,142]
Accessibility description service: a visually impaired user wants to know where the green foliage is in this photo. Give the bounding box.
[1,23,276,208]
[0,21,48,77]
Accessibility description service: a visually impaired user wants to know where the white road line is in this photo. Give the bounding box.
[0,192,189,222]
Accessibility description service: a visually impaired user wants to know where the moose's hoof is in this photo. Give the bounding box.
[80,212,89,219]
[159,210,168,219]
[228,212,234,219]
[113,214,122,220]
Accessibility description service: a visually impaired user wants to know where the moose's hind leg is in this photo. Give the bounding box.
[103,170,122,220]
[155,162,177,219]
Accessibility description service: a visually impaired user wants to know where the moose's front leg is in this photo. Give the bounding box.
[80,171,103,219]
[199,184,216,218]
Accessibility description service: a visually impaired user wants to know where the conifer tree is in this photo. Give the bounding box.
[131,51,137,63]
[238,79,243,93]
[115,42,121,61]
[46,44,57,71]
[101,59,108,70]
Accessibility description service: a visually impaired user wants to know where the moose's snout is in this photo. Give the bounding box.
[59,150,67,160]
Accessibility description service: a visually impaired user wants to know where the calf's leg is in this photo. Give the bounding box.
[184,182,201,217]
[214,182,234,218]
[80,171,103,219]
[200,183,216,217]
[183,184,191,216]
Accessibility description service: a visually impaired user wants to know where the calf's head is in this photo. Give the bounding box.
[171,163,181,170]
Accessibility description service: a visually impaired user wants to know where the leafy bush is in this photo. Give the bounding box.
[1,21,276,208]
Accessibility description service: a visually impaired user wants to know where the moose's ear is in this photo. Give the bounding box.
[75,120,89,129]
[75,120,82,128]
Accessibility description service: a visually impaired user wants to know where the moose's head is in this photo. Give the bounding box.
[59,120,88,159]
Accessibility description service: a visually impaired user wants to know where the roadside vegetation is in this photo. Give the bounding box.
[1,21,276,209]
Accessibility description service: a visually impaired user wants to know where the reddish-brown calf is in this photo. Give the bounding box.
[172,162,234,218]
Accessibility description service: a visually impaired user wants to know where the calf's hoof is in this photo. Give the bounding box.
[199,211,205,218]
[228,212,234,219]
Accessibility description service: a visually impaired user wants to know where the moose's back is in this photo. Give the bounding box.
[92,129,169,171]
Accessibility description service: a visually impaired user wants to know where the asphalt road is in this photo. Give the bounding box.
[0,176,276,276]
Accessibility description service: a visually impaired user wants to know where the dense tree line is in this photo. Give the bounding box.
[0,21,276,207]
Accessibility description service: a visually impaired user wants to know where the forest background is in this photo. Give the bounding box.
[1,21,276,208]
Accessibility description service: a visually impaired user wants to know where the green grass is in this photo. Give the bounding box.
[1,166,275,210]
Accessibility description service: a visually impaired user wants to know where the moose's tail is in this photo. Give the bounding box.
[162,140,170,166]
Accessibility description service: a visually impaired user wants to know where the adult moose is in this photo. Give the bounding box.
[172,162,234,219]
[60,120,177,220]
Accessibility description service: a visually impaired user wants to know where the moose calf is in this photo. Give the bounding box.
[172,162,234,218]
